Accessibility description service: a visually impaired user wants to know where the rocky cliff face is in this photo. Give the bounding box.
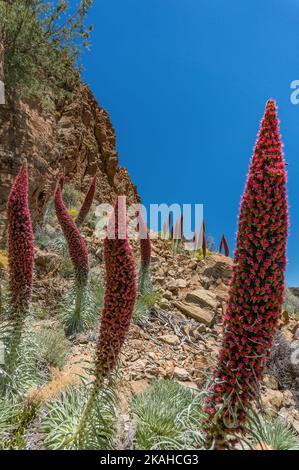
[0,84,139,236]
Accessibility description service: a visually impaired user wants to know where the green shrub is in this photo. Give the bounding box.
[62,185,82,210]
[196,248,212,260]
[283,288,299,317]
[0,401,39,450]
[35,226,51,249]
[133,287,161,325]
[1,1,94,103]
[35,327,70,370]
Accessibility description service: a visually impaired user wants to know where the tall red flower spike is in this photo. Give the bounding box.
[58,174,65,190]
[7,163,34,313]
[76,176,97,227]
[204,100,288,442]
[168,211,173,240]
[180,214,184,239]
[95,196,137,376]
[137,208,151,270]
[202,219,207,258]
[137,207,151,293]
[54,182,89,285]
[219,234,229,257]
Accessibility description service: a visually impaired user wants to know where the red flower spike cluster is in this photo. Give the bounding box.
[54,181,89,284]
[140,235,151,269]
[168,211,173,240]
[219,234,229,257]
[76,176,97,227]
[58,174,65,189]
[7,163,34,313]
[202,219,207,258]
[180,214,184,239]
[204,100,288,436]
[95,197,137,376]
[137,208,151,270]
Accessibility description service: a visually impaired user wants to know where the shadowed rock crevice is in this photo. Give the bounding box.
[267,331,299,409]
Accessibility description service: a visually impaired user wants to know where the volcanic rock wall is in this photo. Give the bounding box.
[0,84,139,236]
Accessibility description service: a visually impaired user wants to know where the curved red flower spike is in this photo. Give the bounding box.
[76,176,97,227]
[219,234,229,257]
[54,181,89,284]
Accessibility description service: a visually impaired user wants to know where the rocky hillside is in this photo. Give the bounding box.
[27,231,299,447]
[0,84,139,236]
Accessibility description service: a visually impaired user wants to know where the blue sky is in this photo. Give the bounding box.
[81,0,299,285]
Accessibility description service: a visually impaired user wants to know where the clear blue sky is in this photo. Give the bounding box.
[81,0,299,286]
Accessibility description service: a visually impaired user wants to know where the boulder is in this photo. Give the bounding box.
[159,334,180,346]
[197,253,233,283]
[173,366,190,381]
[177,279,187,288]
[174,301,215,326]
[185,288,218,310]
[261,389,284,409]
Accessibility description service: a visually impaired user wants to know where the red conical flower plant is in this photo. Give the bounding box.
[58,173,65,190]
[139,213,151,270]
[54,178,90,334]
[73,197,137,440]
[204,100,288,444]
[75,176,97,227]
[95,196,137,376]
[7,163,34,314]
[137,207,151,293]
[5,162,34,379]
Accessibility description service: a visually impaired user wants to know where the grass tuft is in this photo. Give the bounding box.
[60,284,98,336]
[247,411,299,450]
[131,379,204,450]
[41,382,117,450]
[0,326,48,397]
